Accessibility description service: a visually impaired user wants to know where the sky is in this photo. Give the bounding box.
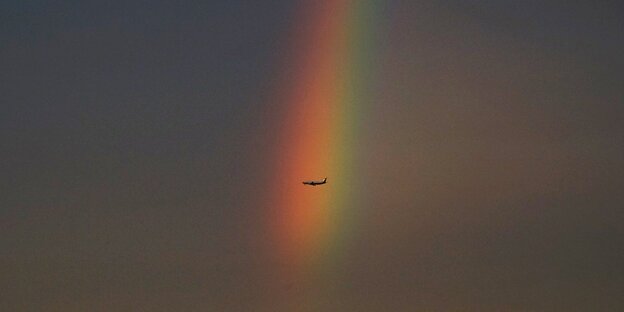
[1,1,624,311]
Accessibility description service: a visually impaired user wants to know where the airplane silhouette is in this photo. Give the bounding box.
[302,177,327,186]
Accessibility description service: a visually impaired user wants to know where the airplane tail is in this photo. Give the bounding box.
[323,177,327,183]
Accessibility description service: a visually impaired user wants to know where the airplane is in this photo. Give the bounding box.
[302,177,327,186]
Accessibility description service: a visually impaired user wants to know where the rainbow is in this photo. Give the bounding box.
[266,0,384,307]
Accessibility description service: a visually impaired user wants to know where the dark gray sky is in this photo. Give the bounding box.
[2,1,623,311]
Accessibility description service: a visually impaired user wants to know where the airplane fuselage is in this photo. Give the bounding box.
[302,178,327,186]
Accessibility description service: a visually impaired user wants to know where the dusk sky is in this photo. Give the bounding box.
[2,1,624,311]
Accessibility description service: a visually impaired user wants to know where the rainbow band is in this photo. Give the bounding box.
[268,0,383,303]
